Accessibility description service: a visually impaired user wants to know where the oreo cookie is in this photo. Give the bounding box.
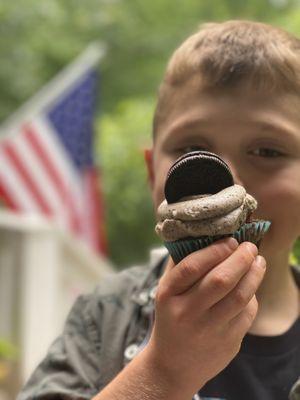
[165,151,234,204]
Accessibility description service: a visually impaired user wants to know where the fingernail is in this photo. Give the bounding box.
[245,242,258,256]
[225,237,239,250]
[255,255,266,269]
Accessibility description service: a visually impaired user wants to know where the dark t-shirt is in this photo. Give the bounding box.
[198,317,300,400]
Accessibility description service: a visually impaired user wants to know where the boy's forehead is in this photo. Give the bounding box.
[155,78,300,141]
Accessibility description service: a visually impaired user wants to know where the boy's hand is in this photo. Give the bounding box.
[144,238,266,396]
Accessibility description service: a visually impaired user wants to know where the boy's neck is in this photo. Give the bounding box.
[248,250,300,336]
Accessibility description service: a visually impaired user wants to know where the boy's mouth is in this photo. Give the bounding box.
[165,150,234,204]
[156,150,271,244]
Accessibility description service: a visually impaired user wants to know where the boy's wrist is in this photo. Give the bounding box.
[138,344,207,399]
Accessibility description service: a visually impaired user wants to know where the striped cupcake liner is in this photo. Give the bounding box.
[164,220,271,265]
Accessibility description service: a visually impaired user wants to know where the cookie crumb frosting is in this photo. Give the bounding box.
[155,184,257,241]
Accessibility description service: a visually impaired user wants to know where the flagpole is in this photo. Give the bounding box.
[0,42,106,137]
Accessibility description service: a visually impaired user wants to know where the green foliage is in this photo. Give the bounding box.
[292,239,300,264]
[0,339,17,360]
[98,98,160,267]
[0,0,297,121]
[1,0,300,266]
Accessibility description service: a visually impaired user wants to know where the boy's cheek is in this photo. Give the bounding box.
[151,154,176,207]
[258,181,300,238]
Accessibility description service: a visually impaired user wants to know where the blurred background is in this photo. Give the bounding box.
[3,0,300,268]
[1,0,300,398]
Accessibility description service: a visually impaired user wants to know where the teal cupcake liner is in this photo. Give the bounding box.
[164,220,271,265]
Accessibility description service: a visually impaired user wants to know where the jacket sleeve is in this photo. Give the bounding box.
[290,377,300,400]
[17,294,103,400]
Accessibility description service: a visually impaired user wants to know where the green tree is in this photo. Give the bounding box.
[98,98,160,267]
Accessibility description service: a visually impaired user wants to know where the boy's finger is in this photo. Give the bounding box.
[159,238,238,297]
[209,255,266,323]
[228,296,259,335]
[164,257,175,273]
[189,242,258,309]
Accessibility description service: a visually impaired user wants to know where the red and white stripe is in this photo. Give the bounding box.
[0,115,88,240]
[82,169,107,254]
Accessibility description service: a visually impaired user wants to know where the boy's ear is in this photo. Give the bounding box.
[144,148,155,189]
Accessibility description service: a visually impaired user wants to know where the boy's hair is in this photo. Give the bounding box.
[153,20,300,137]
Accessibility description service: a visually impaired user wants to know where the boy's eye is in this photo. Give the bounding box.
[250,148,284,158]
[181,145,208,154]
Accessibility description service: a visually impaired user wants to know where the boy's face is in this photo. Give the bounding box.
[145,78,300,258]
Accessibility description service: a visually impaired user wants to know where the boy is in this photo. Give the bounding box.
[19,20,300,400]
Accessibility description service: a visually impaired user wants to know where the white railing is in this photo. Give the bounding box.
[0,210,114,398]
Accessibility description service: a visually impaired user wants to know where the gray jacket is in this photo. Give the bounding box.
[18,248,300,400]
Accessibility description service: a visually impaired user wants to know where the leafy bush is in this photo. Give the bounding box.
[97,97,161,268]
[0,339,17,361]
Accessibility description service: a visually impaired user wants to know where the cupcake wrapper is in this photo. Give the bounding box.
[164,220,271,265]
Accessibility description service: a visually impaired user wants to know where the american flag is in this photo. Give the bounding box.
[0,44,107,255]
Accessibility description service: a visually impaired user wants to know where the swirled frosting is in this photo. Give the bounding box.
[155,184,257,241]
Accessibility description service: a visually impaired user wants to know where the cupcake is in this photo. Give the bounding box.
[155,151,271,264]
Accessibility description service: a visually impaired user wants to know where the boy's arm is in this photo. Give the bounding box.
[93,347,195,400]
[93,238,266,400]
